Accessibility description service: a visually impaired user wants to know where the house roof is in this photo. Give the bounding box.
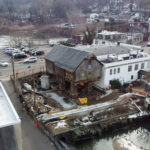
[45,45,90,72]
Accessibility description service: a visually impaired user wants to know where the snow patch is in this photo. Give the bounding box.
[45,91,77,109]
[55,120,67,129]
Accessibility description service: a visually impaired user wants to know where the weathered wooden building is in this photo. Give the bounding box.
[45,45,102,97]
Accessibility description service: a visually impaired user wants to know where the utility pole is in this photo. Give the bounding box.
[11,55,16,88]
[130,21,134,44]
[32,73,36,110]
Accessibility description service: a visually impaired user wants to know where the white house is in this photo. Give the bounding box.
[97,30,144,44]
[127,33,144,44]
[76,43,149,88]
[97,51,150,88]
[97,30,127,43]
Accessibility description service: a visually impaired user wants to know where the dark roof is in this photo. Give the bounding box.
[45,45,90,72]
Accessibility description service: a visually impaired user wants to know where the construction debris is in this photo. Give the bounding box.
[11,72,150,145]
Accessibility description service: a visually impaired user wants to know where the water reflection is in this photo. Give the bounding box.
[70,122,150,150]
[130,127,150,150]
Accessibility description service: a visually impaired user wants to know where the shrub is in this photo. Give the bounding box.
[110,79,122,89]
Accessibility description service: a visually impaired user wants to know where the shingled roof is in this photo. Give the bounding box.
[45,45,90,72]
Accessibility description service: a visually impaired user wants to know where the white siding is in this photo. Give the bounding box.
[97,56,150,88]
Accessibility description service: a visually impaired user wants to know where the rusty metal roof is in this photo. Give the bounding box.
[45,45,90,72]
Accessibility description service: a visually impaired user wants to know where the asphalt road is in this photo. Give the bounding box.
[2,80,57,150]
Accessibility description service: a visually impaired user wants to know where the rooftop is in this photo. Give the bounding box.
[45,45,90,72]
[0,82,20,128]
[76,43,141,56]
[98,51,150,64]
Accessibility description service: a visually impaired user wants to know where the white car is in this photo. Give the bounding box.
[24,57,37,63]
[49,40,60,47]
[147,42,150,47]
[0,62,9,67]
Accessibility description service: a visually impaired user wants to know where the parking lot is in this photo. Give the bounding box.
[0,44,52,80]
[0,34,54,81]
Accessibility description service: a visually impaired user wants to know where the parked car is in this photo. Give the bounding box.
[20,46,25,50]
[4,47,14,52]
[34,50,44,56]
[21,46,30,53]
[0,62,9,67]
[12,50,21,56]
[5,48,20,56]
[49,40,60,47]
[24,57,37,63]
[29,49,36,55]
[147,42,150,47]
[14,52,27,59]
[5,48,15,55]
[29,50,44,56]
[23,48,30,53]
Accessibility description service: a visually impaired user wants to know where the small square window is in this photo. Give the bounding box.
[135,64,138,70]
[118,68,120,73]
[128,65,132,72]
[131,75,134,79]
[114,68,116,74]
[141,63,145,69]
[110,69,112,75]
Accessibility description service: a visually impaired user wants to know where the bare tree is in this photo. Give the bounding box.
[25,37,34,48]
[9,33,24,48]
[84,26,96,45]
[29,0,53,24]
[52,0,76,19]
[3,0,15,21]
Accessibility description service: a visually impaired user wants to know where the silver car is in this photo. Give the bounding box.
[0,62,9,67]
[24,57,37,63]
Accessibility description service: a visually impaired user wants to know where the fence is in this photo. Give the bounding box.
[10,66,46,79]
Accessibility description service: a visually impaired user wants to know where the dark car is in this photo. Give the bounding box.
[34,50,44,56]
[14,53,27,59]
[29,49,36,55]
[30,50,44,56]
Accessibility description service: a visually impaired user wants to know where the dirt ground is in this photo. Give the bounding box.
[87,89,122,105]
